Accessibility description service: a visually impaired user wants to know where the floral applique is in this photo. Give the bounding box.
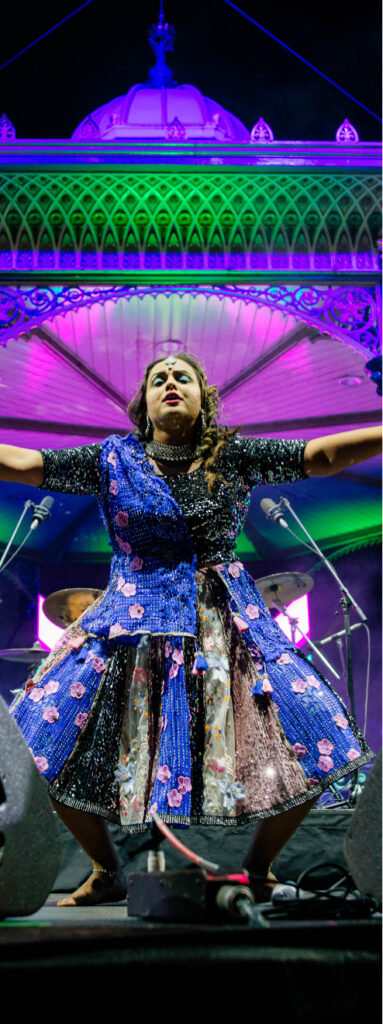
[157,764,171,783]
[109,480,118,496]
[109,622,124,638]
[228,563,241,578]
[75,712,88,729]
[172,648,184,665]
[116,537,132,555]
[129,604,145,620]
[34,755,49,774]
[164,641,172,658]
[114,511,129,527]
[317,739,334,755]
[291,678,308,694]
[92,657,106,674]
[292,742,307,758]
[42,706,59,723]
[334,714,348,729]
[107,451,117,468]
[70,682,86,699]
[167,789,183,808]
[178,776,192,794]
[347,748,360,761]
[44,680,60,696]
[317,755,334,773]
[29,688,45,703]
[306,675,320,688]
[277,653,291,665]
[246,604,260,619]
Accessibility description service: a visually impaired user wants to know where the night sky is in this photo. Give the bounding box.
[1,0,381,140]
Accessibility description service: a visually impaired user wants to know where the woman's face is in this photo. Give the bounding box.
[145,358,202,440]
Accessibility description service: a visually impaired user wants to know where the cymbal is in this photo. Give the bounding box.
[0,644,49,664]
[42,588,102,628]
[254,572,314,610]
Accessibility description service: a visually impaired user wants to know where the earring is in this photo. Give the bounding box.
[144,415,152,439]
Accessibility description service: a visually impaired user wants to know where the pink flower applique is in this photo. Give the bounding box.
[92,657,106,674]
[44,680,60,696]
[228,563,240,578]
[169,662,179,679]
[172,648,184,665]
[70,682,86,699]
[277,653,291,665]
[75,712,88,729]
[233,615,249,633]
[178,776,192,794]
[214,564,224,571]
[246,604,260,620]
[262,677,273,693]
[204,636,215,651]
[347,748,360,761]
[130,556,143,572]
[69,635,85,651]
[109,622,124,638]
[107,451,117,467]
[109,480,118,496]
[133,668,148,685]
[157,764,171,783]
[122,582,136,597]
[291,678,308,694]
[308,777,318,788]
[129,603,145,620]
[292,742,307,759]
[85,651,95,663]
[114,511,130,528]
[164,641,172,658]
[29,687,45,703]
[317,738,334,755]
[161,713,168,731]
[42,706,59,723]
[334,713,348,730]
[131,795,140,813]
[34,755,49,774]
[116,536,132,556]
[116,576,125,591]
[167,789,183,808]
[148,802,158,815]
[210,757,225,773]
[317,755,334,773]
[306,675,320,689]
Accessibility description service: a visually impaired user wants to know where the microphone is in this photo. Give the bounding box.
[30,496,54,531]
[260,498,288,529]
[316,622,363,647]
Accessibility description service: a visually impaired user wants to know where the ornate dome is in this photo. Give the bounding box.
[72,5,249,142]
[72,82,249,141]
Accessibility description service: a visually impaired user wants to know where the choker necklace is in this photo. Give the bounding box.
[145,439,198,463]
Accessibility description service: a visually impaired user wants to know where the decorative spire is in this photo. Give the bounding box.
[250,117,274,142]
[0,113,16,140]
[335,118,359,143]
[147,2,176,88]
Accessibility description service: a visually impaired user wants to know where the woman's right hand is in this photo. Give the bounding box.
[0,444,44,486]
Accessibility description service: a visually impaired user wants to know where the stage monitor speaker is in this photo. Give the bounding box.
[343,751,382,904]
[0,695,61,918]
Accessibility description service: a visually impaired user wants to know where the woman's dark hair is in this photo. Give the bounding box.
[127,349,237,491]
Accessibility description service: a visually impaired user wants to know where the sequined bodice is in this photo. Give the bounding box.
[40,434,307,565]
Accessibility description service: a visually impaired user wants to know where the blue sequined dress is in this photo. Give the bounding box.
[10,434,373,832]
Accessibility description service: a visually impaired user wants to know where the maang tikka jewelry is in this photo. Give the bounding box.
[164,356,177,369]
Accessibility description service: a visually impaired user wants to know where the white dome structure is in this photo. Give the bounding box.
[72,5,249,142]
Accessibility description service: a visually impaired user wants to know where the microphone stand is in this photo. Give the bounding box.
[0,500,34,573]
[276,496,368,807]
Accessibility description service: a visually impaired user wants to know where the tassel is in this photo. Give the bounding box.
[192,650,209,675]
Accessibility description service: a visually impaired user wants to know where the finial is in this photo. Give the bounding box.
[147,2,176,88]
[335,119,359,143]
[0,113,16,140]
[250,117,274,142]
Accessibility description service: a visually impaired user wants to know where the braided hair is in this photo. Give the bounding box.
[127,350,237,491]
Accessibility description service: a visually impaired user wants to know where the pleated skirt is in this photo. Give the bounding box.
[10,569,373,832]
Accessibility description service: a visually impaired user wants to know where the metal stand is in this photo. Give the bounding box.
[276,496,368,807]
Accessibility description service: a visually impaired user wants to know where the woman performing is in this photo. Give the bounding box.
[3,352,381,906]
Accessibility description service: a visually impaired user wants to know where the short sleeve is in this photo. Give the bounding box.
[226,435,307,488]
[39,443,103,496]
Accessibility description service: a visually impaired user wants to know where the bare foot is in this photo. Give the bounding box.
[243,869,278,902]
[57,869,127,907]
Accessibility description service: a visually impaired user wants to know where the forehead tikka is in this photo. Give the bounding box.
[164,356,177,370]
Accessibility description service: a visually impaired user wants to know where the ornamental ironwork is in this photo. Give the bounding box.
[0,170,380,272]
[0,284,379,354]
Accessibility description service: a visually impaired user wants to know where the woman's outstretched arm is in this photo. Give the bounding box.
[303,425,382,477]
[0,444,44,487]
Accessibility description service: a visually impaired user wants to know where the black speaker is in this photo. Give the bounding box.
[344,751,382,903]
[0,695,61,918]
